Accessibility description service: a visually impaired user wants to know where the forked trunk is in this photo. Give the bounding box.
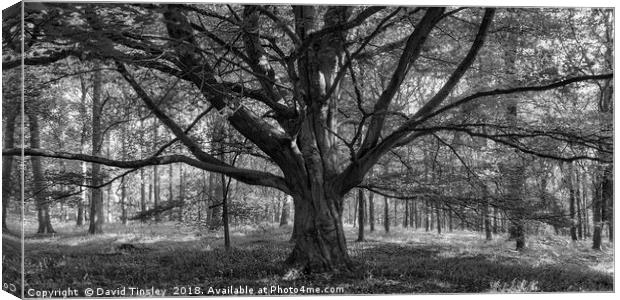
[286,191,352,273]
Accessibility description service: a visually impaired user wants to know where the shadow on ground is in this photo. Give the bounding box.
[4,223,614,295]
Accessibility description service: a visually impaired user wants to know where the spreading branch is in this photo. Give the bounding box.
[2,148,290,193]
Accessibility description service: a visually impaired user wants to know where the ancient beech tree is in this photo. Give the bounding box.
[2,4,613,272]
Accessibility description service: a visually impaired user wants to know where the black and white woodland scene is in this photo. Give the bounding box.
[1,1,614,297]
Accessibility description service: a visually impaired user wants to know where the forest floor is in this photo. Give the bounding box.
[2,221,614,295]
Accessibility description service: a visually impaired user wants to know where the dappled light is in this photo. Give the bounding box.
[2,2,613,297]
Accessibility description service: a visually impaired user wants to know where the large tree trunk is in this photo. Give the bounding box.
[88,65,104,234]
[286,190,351,273]
[28,115,55,234]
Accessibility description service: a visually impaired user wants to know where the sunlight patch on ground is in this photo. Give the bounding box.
[8,222,613,293]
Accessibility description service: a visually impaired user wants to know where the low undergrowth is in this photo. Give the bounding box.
[2,222,613,295]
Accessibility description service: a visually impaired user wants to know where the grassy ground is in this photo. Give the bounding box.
[2,221,614,295]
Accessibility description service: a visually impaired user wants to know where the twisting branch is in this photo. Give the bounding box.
[113,61,292,192]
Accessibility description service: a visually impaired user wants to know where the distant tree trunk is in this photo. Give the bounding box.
[484,203,492,240]
[425,200,430,232]
[77,161,86,226]
[221,173,230,250]
[584,179,590,238]
[352,197,358,228]
[2,102,17,231]
[592,175,603,250]
[576,168,583,239]
[403,198,409,228]
[152,122,160,222]
[502,22,526,250]
[280,195,291,226]
[105,135,112,223]
[393,199,398,227]
[205,170,211,226]
[436,203,442,234]
[88,65,104,234]
[139,118,147,222]
[568,163,578,241]
[409,200,415,228]
[120,177,127,225]
[607,202,613,242]
[368,192,375,232]
[593,72,612,249]
[168,163,173,204]
[346,197,351,225]
[412,200,418,229]
[600,11,613,245]
[448,209,453,232]
[383,196,389,233]
[208,170,220,229]
[76,74,88,227]
[492,206,498,234]
[607,180,613,242]
[120,128,127,225]
[428,202,435,231]
[28,115,55,234]
[140,168,146,221]
[357,189,365,242]
[178,163,184,221]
